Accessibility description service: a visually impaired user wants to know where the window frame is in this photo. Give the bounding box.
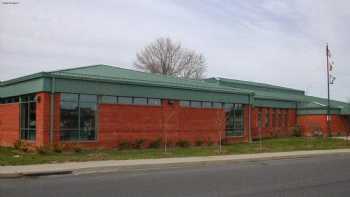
[19,94,36,141]
[60,93,98,142]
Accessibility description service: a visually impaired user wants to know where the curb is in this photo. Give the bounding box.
[1,149,350,178]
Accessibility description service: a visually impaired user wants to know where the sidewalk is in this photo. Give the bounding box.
[1,149,350,178]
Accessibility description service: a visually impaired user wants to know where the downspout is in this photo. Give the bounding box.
[49,77,56,144]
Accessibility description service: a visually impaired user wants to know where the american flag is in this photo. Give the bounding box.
[327,47,336,84]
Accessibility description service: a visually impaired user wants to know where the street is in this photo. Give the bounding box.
[1,154,350,197]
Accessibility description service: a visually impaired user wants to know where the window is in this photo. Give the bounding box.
[202,101,212,108]
[225,104,244,136]
[60,93,97,141]
[212,102,223,108]
[118,96,133,105]
[1,96,19,104]
[133,97,147,105]
[257,108,263,128]
[101,96,116,104]
[191,101,202,108]
[148,98,161,106]
[265,109,270,128]
[233,104,244,132]
[180,100,190,107]
[20,94,36,140]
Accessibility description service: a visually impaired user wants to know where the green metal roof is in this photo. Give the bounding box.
[1,64,349,115]
[0,65,252,103]
[48,65,252,95]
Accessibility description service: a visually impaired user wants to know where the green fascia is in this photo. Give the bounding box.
[297,107,341,115]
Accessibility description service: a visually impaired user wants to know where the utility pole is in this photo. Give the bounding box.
[326,44,331,138]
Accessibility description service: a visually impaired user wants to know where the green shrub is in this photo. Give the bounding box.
[176,139,190,148]
[118,140,131,150]
[133,139,146,149]
[195,139,204,146]
[149,138,162,149]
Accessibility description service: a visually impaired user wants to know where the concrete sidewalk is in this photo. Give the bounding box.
[1,149,350,178]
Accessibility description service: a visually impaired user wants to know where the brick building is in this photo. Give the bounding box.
[0,65,349,148]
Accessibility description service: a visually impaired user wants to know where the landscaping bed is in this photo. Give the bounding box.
[1,137,350,166]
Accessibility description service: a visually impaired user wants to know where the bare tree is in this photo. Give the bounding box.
[134,37,207,79]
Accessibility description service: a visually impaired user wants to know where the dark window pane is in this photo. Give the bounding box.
[61,101,79,130]
[61,93,79,102]
[148,98,161,106]
[202,102,212,108]
[60,130,79,141]
[20,96,28,102]
[133,97,147,105]
[80,94,97,103]
[180,100,190,107]
[80,102,96,133]
[118,97,132,104]
[29,102,36,129]
[233,104,244,131]
[80,130,96,141]
[101,96,116,104]
[20,103,28,129]
[191,101,202,108]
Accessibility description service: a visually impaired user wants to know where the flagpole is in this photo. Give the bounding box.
[326,43,331,138]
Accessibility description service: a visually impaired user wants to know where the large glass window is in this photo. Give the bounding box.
[60,93,97,141]
[225,104,244,136]
[20,95,36,140]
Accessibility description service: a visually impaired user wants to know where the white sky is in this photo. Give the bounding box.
[0,0,349,101]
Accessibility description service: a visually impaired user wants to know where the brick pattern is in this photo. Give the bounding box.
[95,100,227,148]
[298,115,350,137]
[0,103,20,147]
[251,107,297,139]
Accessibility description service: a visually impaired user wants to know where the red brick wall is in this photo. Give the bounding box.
[298,115,350,136]
[0,103,20,147]
[35,93,51,146]
[96,100,226,148]
[251,107,297,139]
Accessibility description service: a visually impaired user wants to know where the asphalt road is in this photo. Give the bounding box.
[2,154,350,197]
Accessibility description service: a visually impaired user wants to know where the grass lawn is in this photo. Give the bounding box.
[1,137,350,166]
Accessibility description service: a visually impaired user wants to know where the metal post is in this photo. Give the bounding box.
[326,44,331,138]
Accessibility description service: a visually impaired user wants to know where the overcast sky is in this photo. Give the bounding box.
[0,0,349,101]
